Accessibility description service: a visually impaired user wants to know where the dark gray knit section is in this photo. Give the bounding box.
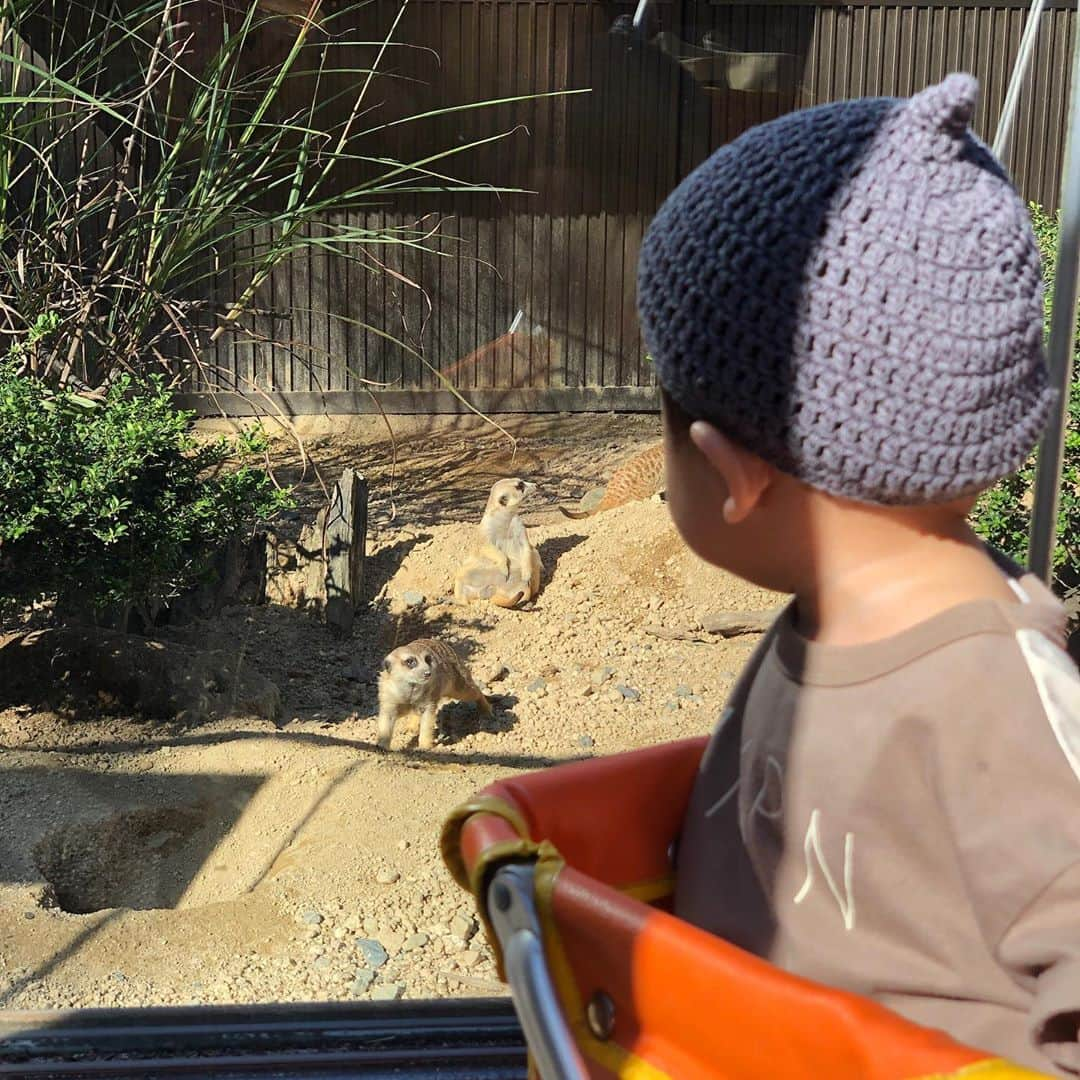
[638,73,1053,505]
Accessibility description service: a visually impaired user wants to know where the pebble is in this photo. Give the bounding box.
[590,665,615,686]
[312,956,333,972]
[449,915,476,941]
[401,590,425,607]
[577,734,595,748]
[458,950,482,969]
[525,677,547,693]
[370,983,404,1001]
[674,685,694,698]
[615,684,641,702]
[396,840,409,851]
[350,970,374,996]
[382,930,405,953]
[376,869,400,885]
[488,665,510,683]
[355,939,388,969]
[401,933,428,953]
[300,910,324,926]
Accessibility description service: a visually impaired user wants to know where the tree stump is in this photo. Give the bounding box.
[323,468,367,635]
[263,469,367,631]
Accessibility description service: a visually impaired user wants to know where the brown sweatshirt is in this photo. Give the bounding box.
[675,571,1080,1076]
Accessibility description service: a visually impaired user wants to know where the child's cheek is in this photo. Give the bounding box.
[663,453,729,568]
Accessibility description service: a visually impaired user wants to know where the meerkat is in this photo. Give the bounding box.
[453,478,542,609]
[376,638,491,751]
[559,441,665,519]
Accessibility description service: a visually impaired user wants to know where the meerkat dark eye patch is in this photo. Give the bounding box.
[382,658,391,673]
[499,495,509,506]
[515,481,524,491]
[424,655,432,664]
[404,656,417,668]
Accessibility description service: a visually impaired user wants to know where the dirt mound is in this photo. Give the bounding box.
[383,495,780,635]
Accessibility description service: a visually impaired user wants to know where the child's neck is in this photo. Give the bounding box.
[790,500,1019,647]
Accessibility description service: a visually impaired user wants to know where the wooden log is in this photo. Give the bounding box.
[642,607,783,645]
[323,468,367,635]
[699,608,782,637]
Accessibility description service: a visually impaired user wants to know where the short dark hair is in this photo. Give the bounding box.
[660,388,694,444]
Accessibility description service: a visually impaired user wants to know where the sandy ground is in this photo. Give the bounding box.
[0,415,783,1010]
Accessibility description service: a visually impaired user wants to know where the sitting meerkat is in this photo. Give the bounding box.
[453,478,542,609]
[376,638,492,751]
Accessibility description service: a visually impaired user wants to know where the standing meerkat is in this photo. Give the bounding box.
[376,638,491,751]
[559,442,665,519]
[453,478,542,609]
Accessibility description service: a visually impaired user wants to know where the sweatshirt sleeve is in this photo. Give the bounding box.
[996,862,1080,1073]
[941,627,1080,1073]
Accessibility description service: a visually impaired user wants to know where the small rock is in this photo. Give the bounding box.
[350,970,374,996]
[363,917,380,935]
[370,983,404,1001]
[459,950,482,969]
[312,955,333,972]
[355,939,388,969]
[674,684,694,698]
[382,930,405,953]
[396,839,409,851]
[401,590,425,607]
[402,933,429,953]
[663,701,679,713]
[300,910,324,926]
[539,663,560,678]
[525,677,547,693]
[111,971,127,982]
[590,666,615,687]
[376,869,400,885]
[448,914,477,941]
[488,665,510,683]
[615,684,641,702]
[577,734,595,748]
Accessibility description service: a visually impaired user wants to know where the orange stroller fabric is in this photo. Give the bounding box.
[441,739,1051,1079]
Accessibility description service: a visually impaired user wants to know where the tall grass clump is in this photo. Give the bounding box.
[0,0,543,393]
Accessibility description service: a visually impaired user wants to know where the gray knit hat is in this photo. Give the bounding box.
[638,73,1053,505]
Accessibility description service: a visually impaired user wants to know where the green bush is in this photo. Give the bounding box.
[0,364,291,622]
[971,203,1080,592]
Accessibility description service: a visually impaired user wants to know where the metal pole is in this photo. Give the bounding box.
[993,0,1046,162]
[1028,3,1080,582]
[488,865,589,1080]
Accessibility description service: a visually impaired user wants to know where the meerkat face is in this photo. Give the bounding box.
[383,644,437,686]
[487,477,537,515]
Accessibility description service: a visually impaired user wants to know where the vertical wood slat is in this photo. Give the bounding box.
[190,0,1076,404]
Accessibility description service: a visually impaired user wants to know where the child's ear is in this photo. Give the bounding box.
[688,421,773,524]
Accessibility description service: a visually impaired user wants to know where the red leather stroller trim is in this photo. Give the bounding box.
[472,738,707,890]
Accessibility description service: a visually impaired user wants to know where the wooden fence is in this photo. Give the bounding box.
[180,0,1078,416]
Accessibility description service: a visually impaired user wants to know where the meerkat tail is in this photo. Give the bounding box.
[558,505,592,520]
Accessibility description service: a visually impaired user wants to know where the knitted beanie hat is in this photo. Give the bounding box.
[638,73,1053,505]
